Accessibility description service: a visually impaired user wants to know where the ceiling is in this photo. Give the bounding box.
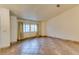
[0,4,77,21]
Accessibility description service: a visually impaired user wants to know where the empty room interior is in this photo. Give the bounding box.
[1,4,79,55]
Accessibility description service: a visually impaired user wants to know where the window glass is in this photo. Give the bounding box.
[31,24,37,32]
[31,24,35,32]
[23,24,30,32]
[25,24,30,32]
[23,23,37,32]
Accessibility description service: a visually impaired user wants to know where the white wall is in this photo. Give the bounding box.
[42,5,79,41]
[10,16,18,43]
[40,21,47,36]
[0,8,10,48]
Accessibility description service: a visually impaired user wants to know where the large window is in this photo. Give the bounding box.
[23,23,37,32]
[23,24,30,32]
[31,24,37,32]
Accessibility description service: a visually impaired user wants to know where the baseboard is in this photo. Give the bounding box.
[18,36,79,44]
[18,36,37,41]
[48,36,79,44]
[10,36,36,46]
[10,41,17,46]
[37,35,48,37]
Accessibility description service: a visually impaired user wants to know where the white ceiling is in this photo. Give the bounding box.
[0,4,77,21]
